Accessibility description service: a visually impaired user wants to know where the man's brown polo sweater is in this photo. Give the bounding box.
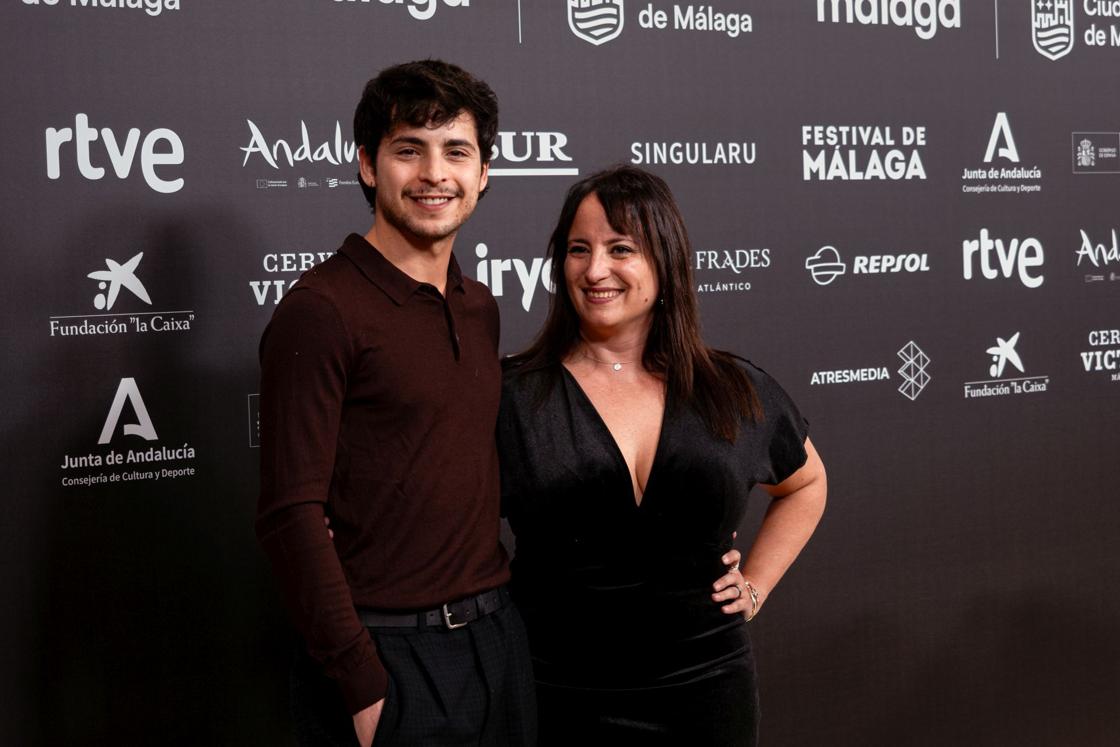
[256,234,509,714]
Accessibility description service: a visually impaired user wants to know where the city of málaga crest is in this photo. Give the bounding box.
[568,0,624,46]
[1031,0,1074,61]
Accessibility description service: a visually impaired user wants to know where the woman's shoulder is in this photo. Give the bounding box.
[500,356,560,398]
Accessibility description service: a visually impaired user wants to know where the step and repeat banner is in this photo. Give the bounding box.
[3,2,1118,744]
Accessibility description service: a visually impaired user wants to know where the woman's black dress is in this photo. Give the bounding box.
[497,361,809,746]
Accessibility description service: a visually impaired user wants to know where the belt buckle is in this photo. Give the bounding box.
[441,603,468,630]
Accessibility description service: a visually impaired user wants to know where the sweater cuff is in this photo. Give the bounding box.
[338,658,390,715]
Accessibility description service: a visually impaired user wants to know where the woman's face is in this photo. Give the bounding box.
[564,193,659,340]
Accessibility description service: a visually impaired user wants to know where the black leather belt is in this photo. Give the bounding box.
[357,586,509,631]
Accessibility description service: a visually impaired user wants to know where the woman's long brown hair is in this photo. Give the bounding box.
[508,165,761,441]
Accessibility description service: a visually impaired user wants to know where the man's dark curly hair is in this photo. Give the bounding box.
[353,59,499,210]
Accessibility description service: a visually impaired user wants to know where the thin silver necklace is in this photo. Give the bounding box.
[581,347,640,372]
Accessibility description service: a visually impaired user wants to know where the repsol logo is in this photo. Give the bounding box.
[332,0,469,21]
[474,243,554,311]
[45,114,184,194]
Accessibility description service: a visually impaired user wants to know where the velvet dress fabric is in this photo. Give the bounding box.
[497,360,809,746]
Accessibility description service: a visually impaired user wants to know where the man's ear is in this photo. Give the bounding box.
[358,145,376,188]
[478,160,489,194]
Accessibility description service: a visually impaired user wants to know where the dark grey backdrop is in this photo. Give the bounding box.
[3,2,1118,745]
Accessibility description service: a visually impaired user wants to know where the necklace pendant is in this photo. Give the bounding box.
[612,362,622,371]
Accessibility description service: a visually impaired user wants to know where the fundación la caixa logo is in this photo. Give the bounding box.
[45,114,184,194]
[48,251,196,338]
[962,332,1049,399]
[809,341,932,401]
[805,245,930,286]
[60,377,197,488]
[567,0,754,44]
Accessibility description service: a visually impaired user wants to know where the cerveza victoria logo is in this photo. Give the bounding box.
[240,120,578,184]
[331,0,470,21]
[1029,0,1120,60]
[816,0,961,39]
[693,247,770,293]
[801,125,927,181]
[21,0,180,17]
[1073,132,1120,174]
[1076,228,1120,284]
[962,332,1049,398]
[804,245,930,286]
[46,114,184,194]
[48,251,195,337]
[567,0,753,44]
[960,113,1042,195]
[1081,328,1120,381]
[810,341,932,401]
[250,250,336,306]
[60,377,198,488]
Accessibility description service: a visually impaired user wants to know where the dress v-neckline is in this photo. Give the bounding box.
[560,364,668,508]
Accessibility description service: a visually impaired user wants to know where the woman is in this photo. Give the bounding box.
[498,166,827,745]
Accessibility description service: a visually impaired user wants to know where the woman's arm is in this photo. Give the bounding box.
[712,437,827,618]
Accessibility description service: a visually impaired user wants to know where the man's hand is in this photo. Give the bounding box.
[352,698,384,747]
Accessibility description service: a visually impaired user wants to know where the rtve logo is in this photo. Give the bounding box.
[45,114,185,194]
[962,229,1045,289]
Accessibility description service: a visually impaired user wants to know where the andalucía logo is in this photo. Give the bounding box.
[1076,229,1120,284]
[1032,0,1075,60]
[48,252,195,338]
[568,0,624,45]
[961,113,1042,195]
[810,341,932,400]
[962,332,1049,398]
[60,377,198,488]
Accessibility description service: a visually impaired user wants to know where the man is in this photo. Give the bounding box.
[257,60,535,746]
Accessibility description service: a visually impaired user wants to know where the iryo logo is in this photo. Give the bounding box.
[474,243,554,311]
[45,114,184,194]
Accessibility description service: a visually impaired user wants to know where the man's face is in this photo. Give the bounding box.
[360,111,489,245]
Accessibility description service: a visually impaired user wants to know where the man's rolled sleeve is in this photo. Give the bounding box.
[256,286,388,712]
